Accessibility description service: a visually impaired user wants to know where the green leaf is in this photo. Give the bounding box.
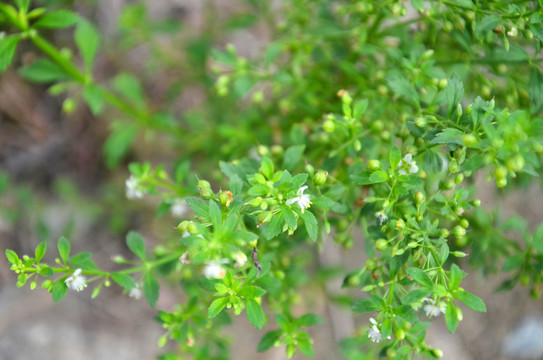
[263,212,283,240]
[529,69,543,114]
[445,302,459,333]
[19,58,70,83]
[14,0,30,12]
[70,252,93,267]
[185,197,209,218]
[0,36,20,72]
[229,174,243,195]
[401,288,433,305]
[298,336,314,357]
[257,330,282,352]
[352,298,380,313]
[283,145,305,171]
[301,210,318,241]
[33,10,79,28]
[57,236,70,264]
[369,170,388,183]
[52,280,68,303]
[446,75,464,118]
[143,272,159,307]
[126,231,146,261]
[449,263,466,290]
[111,273,137,290]
[352,99,368,120]
[406,268,434,289]
[82,83,104,115]
[389,146,401,170]
[260,156,274,180]
[34,241,47,263]
[387,76,420,108]
[296,313,323,327]
[455,290,486,312]
[208,297,229,318]
[475,15,501,38]
[439,243,449,265]
[423,151,443,173]
[351,171,387,185]
[281,205,297,229]
[238,285,267,298]
[208,200,222,229]
[103,122,139,168]
[75,19,100,72]
[113,73,145,107]
[429,128,465,146]
[5,249,20,265]
[411,0,425,11]
[533,224,543,254]
[246,298,266,329]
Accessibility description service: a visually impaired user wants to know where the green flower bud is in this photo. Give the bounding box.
[415,191,425,204]
[471,199,481,207]
[365,259,377,270]
[395,248,405,256]
[375,239,388,251]
[407,241,418,248]
[395,219,406,230]
[465,104,472,115]
[456,307,463,321]
[368,160,381,171]
[451,251,468,257]
[455,174,464,184]
[271,145,283,156]
[201,187,214,199]
[495,166,508,180]
[219,192,229,205]
[438,78,448,90]
[305,164,315,176]
[62,98,76,114]
[496,177,507,188]
[314,170,328,185]
[252,90,264,104]
[249,197,262,207]
[198,179,211,189]
[460,219,469,228]
[257,145,269,157]
[430,348,444,358]
[414,117,427,128]
[462,134,478,147]
[258,212,272,224]
[187,222,198,234]
[506,154,525,172]
[452,225,466,238]
[323,119,335,132]
[260,200,268,210]
[354,139,362,151]
[42,280,52,289]
[395,328,405,340]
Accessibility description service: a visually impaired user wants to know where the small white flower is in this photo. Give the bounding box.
[65,269,87,292]
[179,251,190,264]
[368,318,391,343]
[234,252,247,267]
[170,198,189,217]
[203,262,226,279]
[128,285,142,300]
[507,27,518,37]
[125,175,144,199]
[286,186,312,213]
[398,154,419,175]
[423,298,446,318]
[375,211,388,225]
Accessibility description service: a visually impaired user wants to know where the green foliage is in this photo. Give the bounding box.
[2,0,543,359]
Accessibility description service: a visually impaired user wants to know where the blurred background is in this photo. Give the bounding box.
[1,0,543,359]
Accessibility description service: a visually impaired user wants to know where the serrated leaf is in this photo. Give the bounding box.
[353,99,368,120]
[52,280,67,303]
[75,19,100,72]
[19,58,70,83]
[126,231,146,261]
[446,75,464,118]
[57,236,70,264]
[429,128,465,145]
[296,313,323,327]
[283,145,305,171]
[401,288,433,305]
[390,146,401,170]
[298,337,314,357]
[33,10,79,28]
[70,252,93,267]
[82,83,104,115]
[406,268,434,289]
[5,249,20,265]
[281,205,297,228]
[208,200,222,229]
[423,151,443,173]
[263,212,283,240]
[257,330,282,352]
[35,241,47,263]
[143,272,159,307]
[369,170,388,183]
[238,285,267,298]
[475,15,501,38]
[387,76,420,108]
[104,122,138,168]
[455,290,486,312]
[445,302,459,333]
[229,174,243,195]
[440,243,449,265]
[111,273,136,290]
[246,298,266,329]
[185,197,209,218]
[351,298,380,313]
[449,263,466,290]
[301,210,318,241]
[0,36,20,72]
